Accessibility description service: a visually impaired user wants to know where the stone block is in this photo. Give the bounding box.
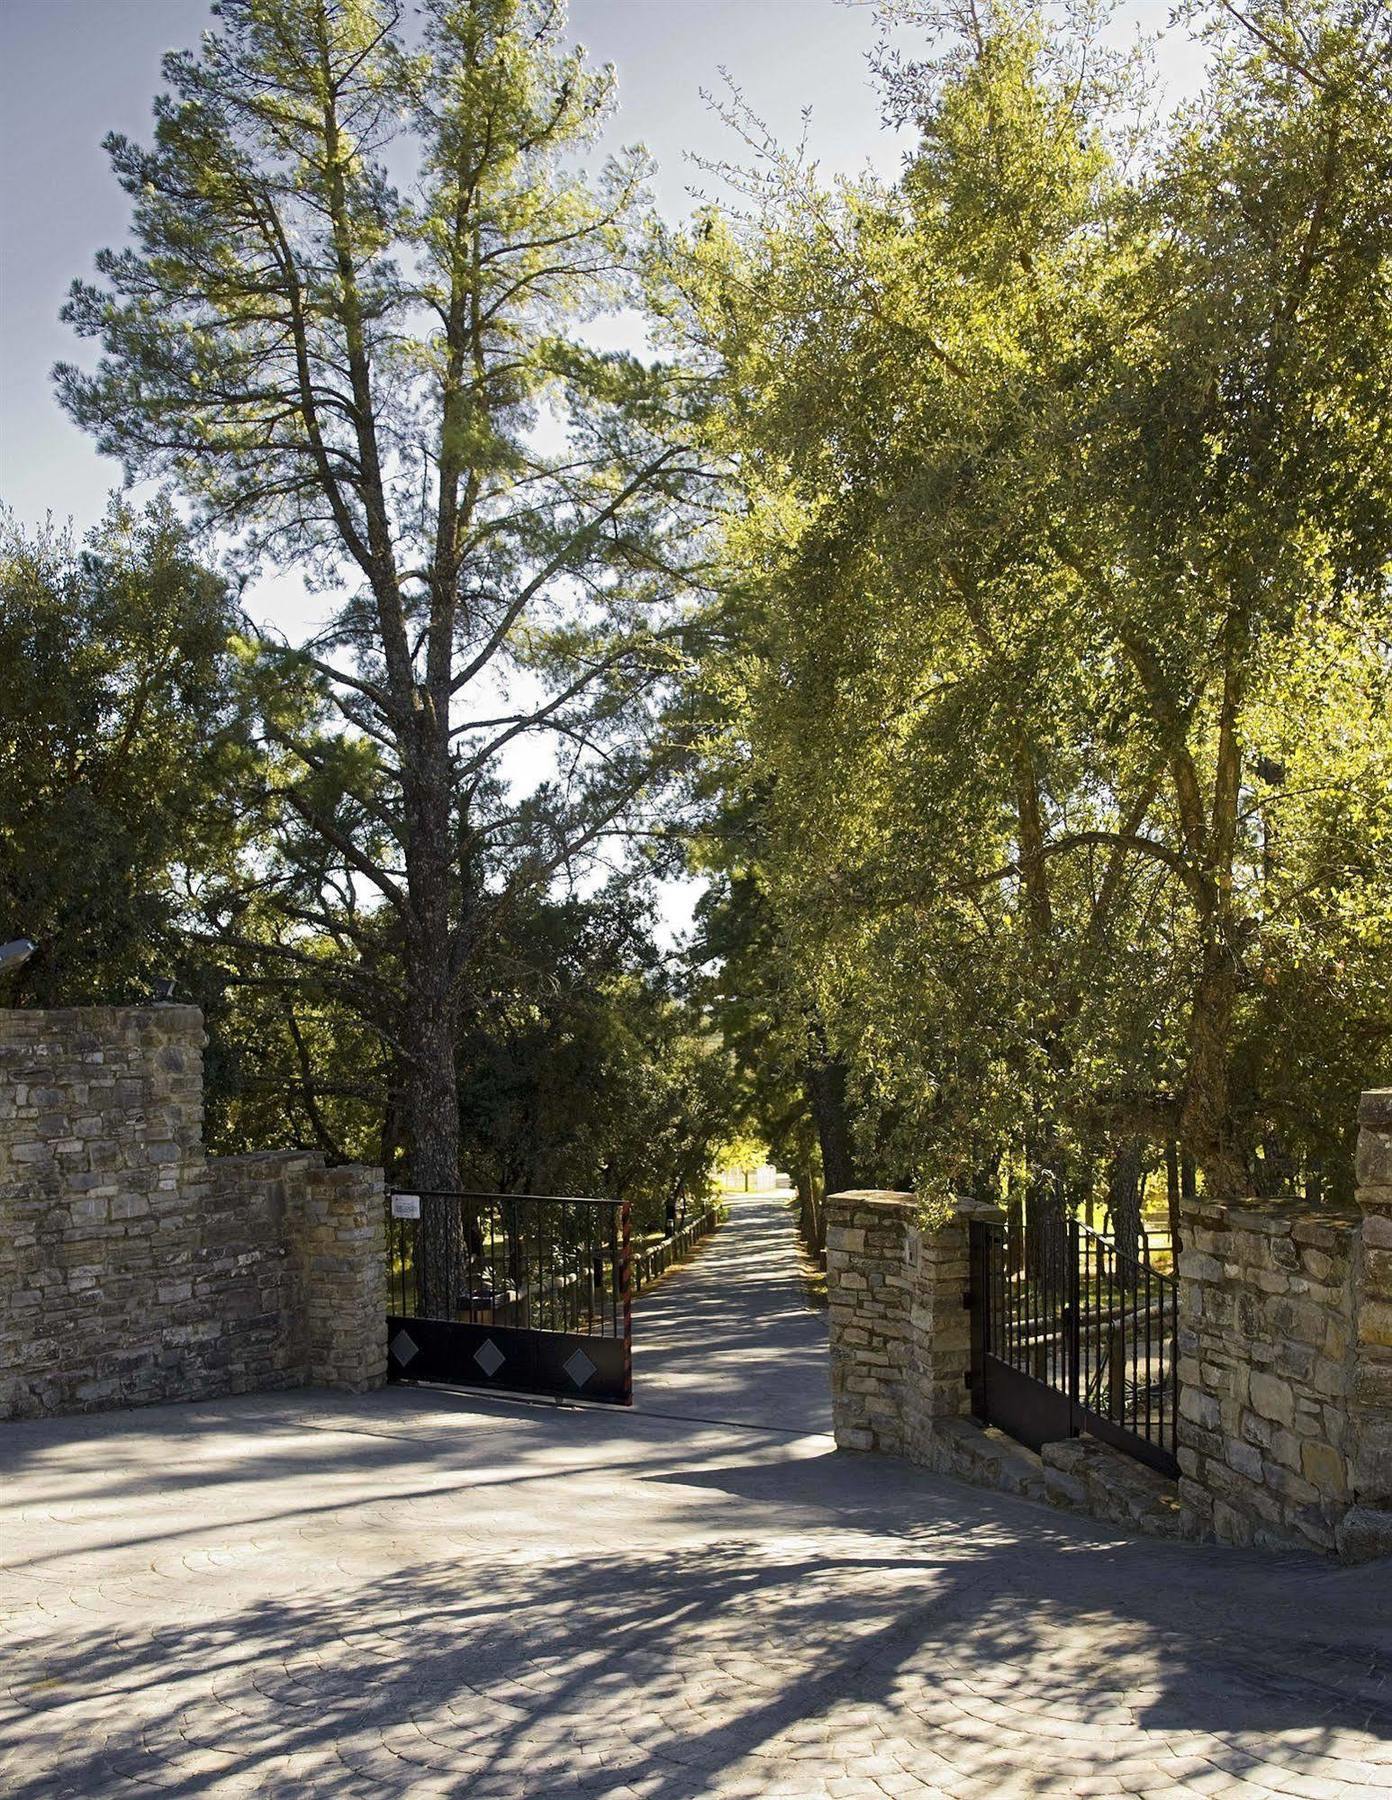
[1361,1088,1392,1132]
[1180,1387,1220,1432]
[1334,1505,1392,1563]
[1300,1439,1346,1496]
[1363,1246,1392,1295]
[1249,1371,1296,1427]
[1356,1126,1392,1188]
[1352,1351,1392,1408]
[1359,1300,1392,1348]
[1225,1437,1264,1483]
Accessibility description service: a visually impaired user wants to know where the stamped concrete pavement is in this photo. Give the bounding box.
[1,1190,1390,1798]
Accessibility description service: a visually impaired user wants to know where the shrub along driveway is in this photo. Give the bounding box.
[1,1191,1389,1797]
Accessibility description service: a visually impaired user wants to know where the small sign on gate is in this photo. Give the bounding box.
[391,1193,421,1220]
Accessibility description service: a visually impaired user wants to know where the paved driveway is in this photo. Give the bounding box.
[2,1192,1389,1798]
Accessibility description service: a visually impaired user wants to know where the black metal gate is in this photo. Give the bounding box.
[387,1191,632,1405]
[968,1212,1178,1478]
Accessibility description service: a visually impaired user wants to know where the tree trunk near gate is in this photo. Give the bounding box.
[402,749,465,1318]
[805,1045,854,1200]
[1108,1138,1144,1289]
[1165,1139,1182,1258]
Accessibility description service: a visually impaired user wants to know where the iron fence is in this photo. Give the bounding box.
[631,1202,721,1292]
[388,1190,627,1336]
[387,1190,631,1403]
[970,1211,1179,1478]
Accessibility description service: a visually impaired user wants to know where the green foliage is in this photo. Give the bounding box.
[201,878,732,1229]
[31,0,1391,1222]
[0,503,249,1006]
[664,0,1392,1202]
[454,891,735,1231]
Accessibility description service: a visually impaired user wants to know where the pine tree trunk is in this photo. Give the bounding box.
[1108,1138,1144,1290]
[402,729,464,1319]
[406,965,463,1320]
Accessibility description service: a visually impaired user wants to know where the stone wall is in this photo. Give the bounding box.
[1173,1089,1392,1558]
[0,1006,387,1421]
[826,1192,916,1455]
[826,1090,1392,1560]
[1175,1196,1360,1553]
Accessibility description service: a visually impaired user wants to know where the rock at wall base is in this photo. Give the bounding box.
[1334,1505,1392,1564]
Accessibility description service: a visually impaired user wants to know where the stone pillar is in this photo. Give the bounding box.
[826,1190,999,1460]
[825,1191,914,1454]
[0,1005,209,1417]
[1343,1089,1392,1559]
[904,1196,1001,1456]
[294,1162,387,1392]
[1176,1195,1359,1553]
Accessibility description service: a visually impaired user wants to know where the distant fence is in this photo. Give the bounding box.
[631,1202,722,1293]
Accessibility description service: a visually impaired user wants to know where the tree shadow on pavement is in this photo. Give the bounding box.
[3,1485,1389,1800]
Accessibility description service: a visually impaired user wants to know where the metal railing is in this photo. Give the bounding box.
[388,1190,628,1340]
[971,1211,1179,1479]
[631,1203,721,1292]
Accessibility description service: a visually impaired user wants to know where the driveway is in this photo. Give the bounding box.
[1,1191,1389,1797]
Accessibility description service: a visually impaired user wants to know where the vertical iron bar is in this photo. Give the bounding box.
[1012,1205,1019,1372]
[1067,1216,1080,1436]
[1006,1214,1013,1367]
[1159,1260,1174,1454]
[967,1223,979,1418]
[1095,1232,1101,1412]
[1130,1230,1138,1436]
[1144,1226,1152,1442]
[620,1199,633,1403]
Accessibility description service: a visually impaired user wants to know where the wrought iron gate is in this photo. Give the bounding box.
[968,1212,1178,1477]
[387,1191,632,1405]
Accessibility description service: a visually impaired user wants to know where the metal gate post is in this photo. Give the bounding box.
[1067,1215,1082,1438]
[1073,1216,1080,1440]
[619,1198,633,1405]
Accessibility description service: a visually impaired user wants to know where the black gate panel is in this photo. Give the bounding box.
[386,1191,632,1406]
[387,1315,630,1404]
[979,1356,1073,1454]
[969,1211,1178,1478]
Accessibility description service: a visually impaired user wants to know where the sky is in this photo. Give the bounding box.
[0,0,1208,938]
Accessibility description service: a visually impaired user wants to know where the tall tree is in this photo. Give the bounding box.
[663,0,1392,1200]
[57,0,700,1217]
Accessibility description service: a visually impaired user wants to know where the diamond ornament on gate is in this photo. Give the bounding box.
[473,1338,506,1378]
[563,1347,597,1390]
[390,1328,419,1368]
